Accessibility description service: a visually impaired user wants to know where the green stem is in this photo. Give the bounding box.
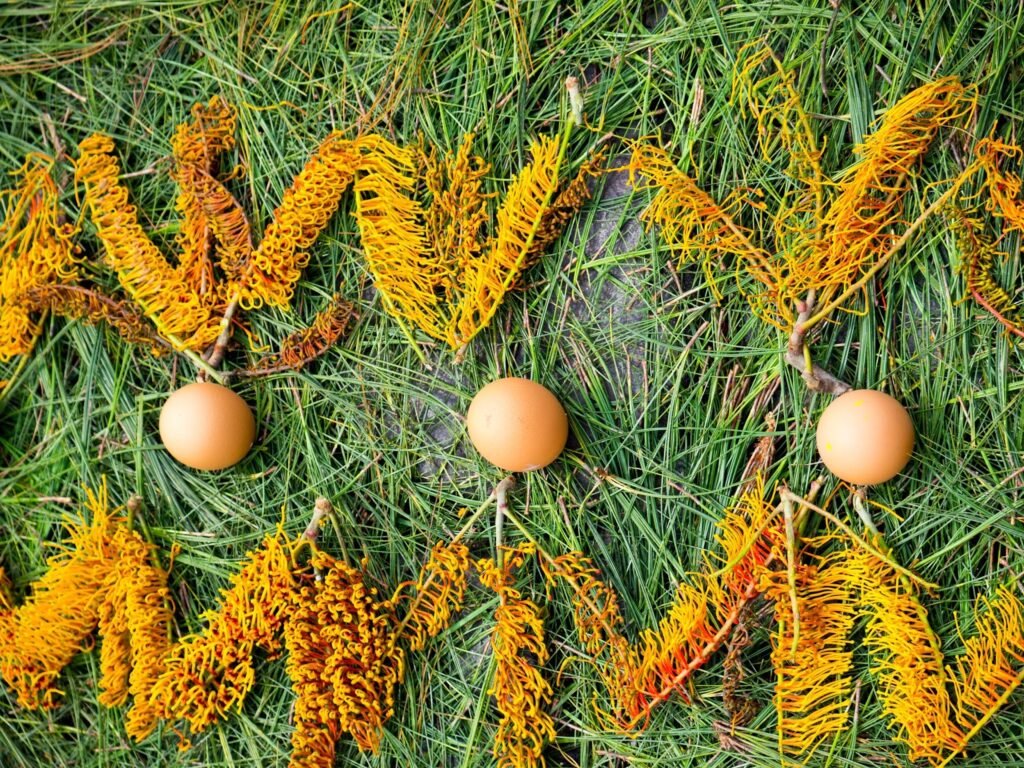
[493,475,515,570]
[164,332,227,383]
[0,322,45,408]
[779,489,938,592]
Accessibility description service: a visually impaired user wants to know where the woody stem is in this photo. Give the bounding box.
[203,298,240,371]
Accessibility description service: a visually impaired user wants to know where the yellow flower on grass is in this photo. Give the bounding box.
[0,153,79,362]
[283,550,405,766]
[479,546,556,768]
[151,530,297,738]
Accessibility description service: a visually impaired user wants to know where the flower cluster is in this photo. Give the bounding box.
[151,530,296,739]
[0,154,79,361]
[284,550,405,766]
[478,546,555,768]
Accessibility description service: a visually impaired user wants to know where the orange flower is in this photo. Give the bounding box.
[479,546,556,768]
[283,551,405,765]
[151,530,297,738]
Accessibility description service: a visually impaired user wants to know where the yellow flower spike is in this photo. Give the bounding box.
[17,283,167,354]
[75,135,219,351]
[170,96,244,299]
[0,153,80,362]
[393,539,471,652]
[421,133,492,294]
[803,78,975,321]
[478,545,556,768]
[942,586,1024,767]
[358,131,595,353]
[628,142,780,316]
[283,550,405,766]
[709,475,784,610]
[0,481,117,710]
[151,529,297,739]
[948,203,1024,339]
[231,132,363,310]
[762,544,863,757]
[353,134,442,343]
[539,550,640,724]
[112,527,174,741]
[731,40,827,219]
[858,553,961,764]
[97,570,132,707]
[632,577,717,703]
[447,134,566,349]
[976,136,1024,233]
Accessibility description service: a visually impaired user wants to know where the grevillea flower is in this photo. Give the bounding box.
[283,550,405,765]
[233,133,363,310]
[0,483,116,709]
[248,294,357,372]
[710,475,782,610]
[761,543,864,757]
[151,529,297,739]
[944,586,1024,766]
[358,133,599,350]
[627,142,777,307]
[804,77,975,318]
[633,44,978,329]
[394,540,471,652]
[17,284,166,354]
[0,153,79,361]
[632,577,717,715]
[76,135,219,351]
[540,550,640,724]
[170,95,245,299]
[858,553,960,764]
[976,137,1024,233]
[948,207,1023,337]
[478,546,556,768]
[109,526,174,741]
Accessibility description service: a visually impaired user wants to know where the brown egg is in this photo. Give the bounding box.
[816,389,914,485]
[159,382,255,471]
[466,377,568,472]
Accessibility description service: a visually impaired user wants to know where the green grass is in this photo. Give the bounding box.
[1,1,1023,766]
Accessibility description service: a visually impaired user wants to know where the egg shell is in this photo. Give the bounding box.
[816,389,914,485]
[159,382,256,471]
[466,378,568,472]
